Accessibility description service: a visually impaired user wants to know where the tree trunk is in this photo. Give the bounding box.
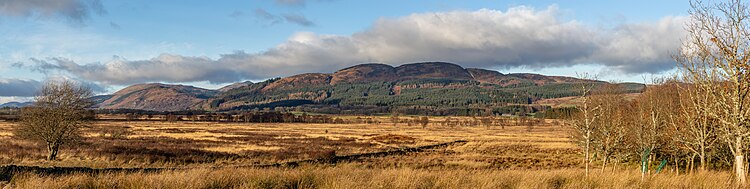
[585,132,590,177]
[676,156,679,176]
[601,156,607,173]
[641,162,646,181]
[737,136,746,185]
[641,153,648,181]
[47,143,59,161]
[700,145,706,171]
[672,155,680,175]
[737,155,746,185]
[690,154,696,174]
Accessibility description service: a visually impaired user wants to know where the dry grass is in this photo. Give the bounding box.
[4,165,736,189]
[0,119,577,169]
[0,118,739,188]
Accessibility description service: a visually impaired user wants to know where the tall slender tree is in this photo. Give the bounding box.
[567,74,600,177]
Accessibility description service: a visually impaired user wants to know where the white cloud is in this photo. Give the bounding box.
[30,6,686,85]
[589,16,687,73]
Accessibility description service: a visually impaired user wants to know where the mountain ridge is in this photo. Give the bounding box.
[0,101,33,108]
[95,62,636,114]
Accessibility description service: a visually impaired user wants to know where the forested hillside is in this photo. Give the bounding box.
[96,62,645,115]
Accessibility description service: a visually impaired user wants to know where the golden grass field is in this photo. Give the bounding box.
[7,166,735,189]
[0,117,577,168]
[0,117,738,188]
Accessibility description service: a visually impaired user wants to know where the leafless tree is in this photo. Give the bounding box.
[13,80,93,161]
[419,116,429,128]
[567,73,600,177]
[590,83,629,173]
[669,80,718,172]
[678,0,750,184]
[630,79,674,180]
[391,110,400,126]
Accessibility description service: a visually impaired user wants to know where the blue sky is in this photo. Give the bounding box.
[0,0,690,103]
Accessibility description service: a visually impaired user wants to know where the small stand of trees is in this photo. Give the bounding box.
[568,1,750,184]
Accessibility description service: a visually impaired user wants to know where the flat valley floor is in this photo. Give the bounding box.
[0,119,736,188]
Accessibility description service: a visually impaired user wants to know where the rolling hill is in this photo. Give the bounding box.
[95,62,645,115]
[0,101,32,108]
[96,83,217,112]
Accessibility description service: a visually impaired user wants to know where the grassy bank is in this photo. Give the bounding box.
[3,166,733,189]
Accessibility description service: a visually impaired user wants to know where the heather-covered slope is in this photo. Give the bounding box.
[97,83,217,111]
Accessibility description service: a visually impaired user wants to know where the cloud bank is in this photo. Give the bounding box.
[0,0,105,24]
[0,79,41,97]
[29,6,686,85]
[0,76,106,97]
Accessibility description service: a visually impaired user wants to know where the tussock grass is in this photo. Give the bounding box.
[7,166,734,189]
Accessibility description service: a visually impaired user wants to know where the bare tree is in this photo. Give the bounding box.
[419,116,429,128]
[13,80,93,160]
[567,73,600,177]
[590,83,629,173]
[630,79,673,180]
[678,0,750,184]
[669,80,718,172]
[391,110,400,126]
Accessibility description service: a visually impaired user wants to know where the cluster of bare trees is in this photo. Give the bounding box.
[570,80,691,177]
[570,0,750,184]
[570,57,749,180]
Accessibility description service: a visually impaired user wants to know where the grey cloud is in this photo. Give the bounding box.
[0,79,41,97]
[274,0,333,7]
[254,8,282,25]
[0,76,106,97]
[28,56,244,85]
[282,14,315,26]
[28,6,685,85]
[275,0,306,7]
[0,0,106,25]
[254,9,314,27]
[588,16,686,73]
[228,10,243,18]
[109,21,120,29]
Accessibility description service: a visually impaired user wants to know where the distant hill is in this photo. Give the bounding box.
[96,83,217,111]
[0,101,32,108]
[96,62,645,115]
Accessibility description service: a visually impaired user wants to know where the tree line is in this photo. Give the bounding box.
[568,0,750,184]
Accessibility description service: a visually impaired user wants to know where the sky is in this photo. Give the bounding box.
[0,0,690,103]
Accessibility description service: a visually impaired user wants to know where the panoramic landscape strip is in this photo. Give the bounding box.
[1,0,750,188]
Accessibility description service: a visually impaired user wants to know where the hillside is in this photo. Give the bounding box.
[0,101,32,108]
[96,62,645,115]
[96,83,217,111]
